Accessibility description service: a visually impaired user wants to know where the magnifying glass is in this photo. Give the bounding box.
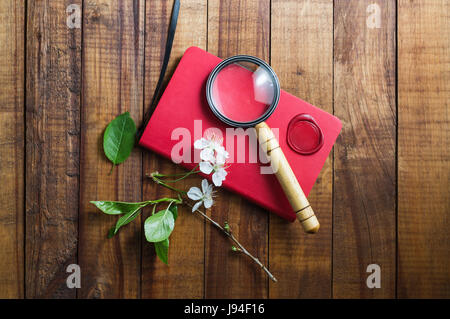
[206,55,319,233]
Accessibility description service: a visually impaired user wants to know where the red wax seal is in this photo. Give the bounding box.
[287,113,324,155]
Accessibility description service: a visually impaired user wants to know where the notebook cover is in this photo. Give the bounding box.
[139,46,341,222]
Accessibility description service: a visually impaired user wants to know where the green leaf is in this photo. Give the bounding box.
[103,111,136,168]
[107,227,115,239]
[112,209,142,235]
[169,204,178,221]
[154,239,169,264]
[92,200,148,238]
[144,207,176,242]
[90,200,147,215]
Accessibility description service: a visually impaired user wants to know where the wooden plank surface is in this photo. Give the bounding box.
[2,0,449,299]
[206,0,270,298]
[333,0,396,298]
[78,0,144,298]
[0,0,24,299]
[141,0,207,299]
[25,0,81,298]
[269,0,334,298]
[397,0,450,298]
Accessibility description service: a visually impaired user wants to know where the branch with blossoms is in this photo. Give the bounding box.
[91,132,277,282]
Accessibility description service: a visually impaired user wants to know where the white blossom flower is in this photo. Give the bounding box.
[212,165,227,187]
[193,133,229,187]
[194,134,229,162]
[187,179,214,212]
[199,156,228,187]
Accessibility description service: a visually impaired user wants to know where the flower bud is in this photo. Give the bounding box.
[224,221,231,233]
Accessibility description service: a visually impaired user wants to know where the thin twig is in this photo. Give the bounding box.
[149,173,277,282]
[147,173,187,194]
[153,164,200,183]
[185,202,277,283]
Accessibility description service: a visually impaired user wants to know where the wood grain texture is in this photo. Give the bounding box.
[269,0,333,298]
[141,0,207,299]
[3,0,450,300]
[0,0,24,299]
[206,0,270,298]
[333,0,396,298]
[397,0,450,298]
[25,0,81,298]
[78,0,144,298]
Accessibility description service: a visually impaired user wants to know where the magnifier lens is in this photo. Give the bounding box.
[210,61,277,124]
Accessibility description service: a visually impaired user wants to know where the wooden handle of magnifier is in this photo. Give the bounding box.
[255,122,319,233]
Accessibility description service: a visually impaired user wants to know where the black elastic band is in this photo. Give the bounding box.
[266,146,280,155]
[295,205,311,215]
[137,0,180,138]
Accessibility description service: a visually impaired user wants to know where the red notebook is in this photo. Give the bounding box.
[140,47,341,222]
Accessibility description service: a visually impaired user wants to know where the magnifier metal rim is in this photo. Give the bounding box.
[206,55,280,128]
